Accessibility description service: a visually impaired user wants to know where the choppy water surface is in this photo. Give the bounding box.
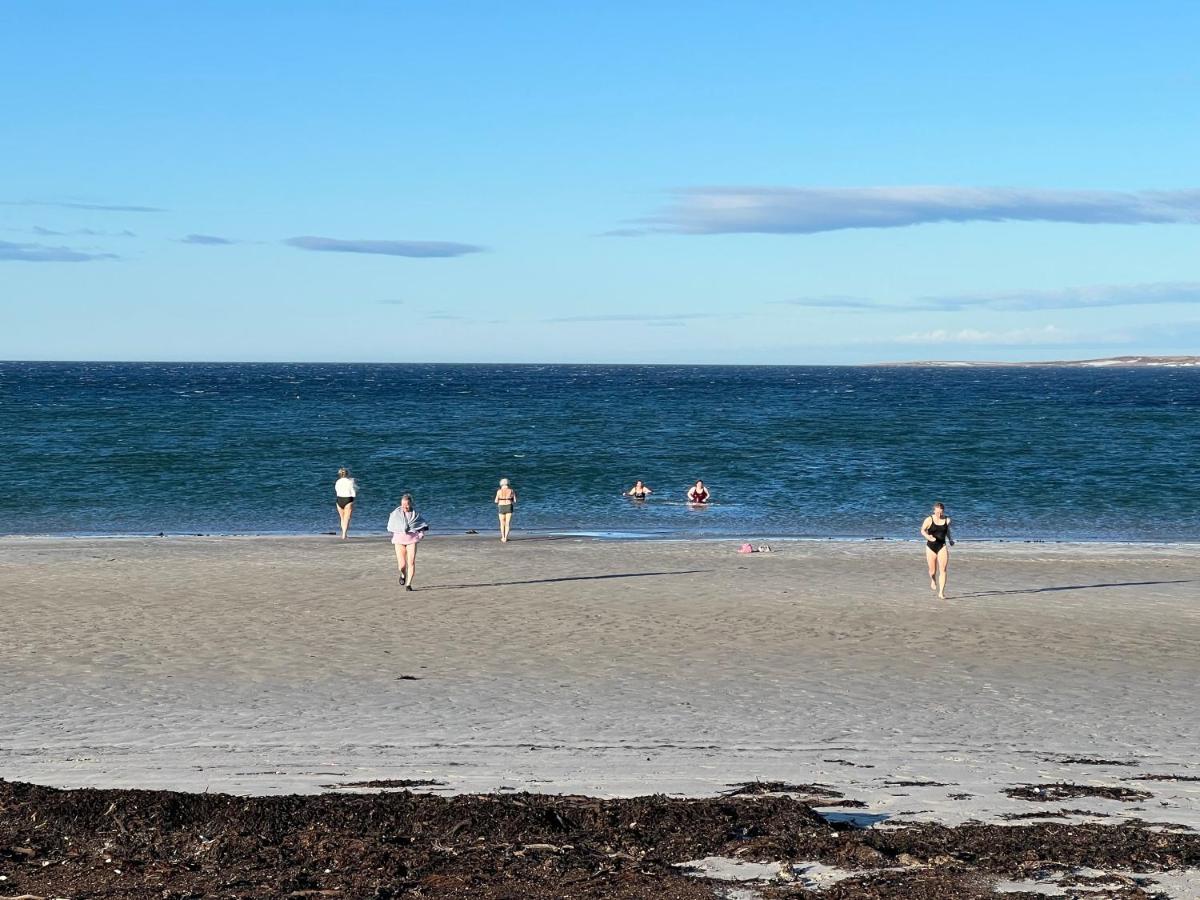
[1,362,1197,540]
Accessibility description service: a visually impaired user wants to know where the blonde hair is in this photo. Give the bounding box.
[499,478,510,487]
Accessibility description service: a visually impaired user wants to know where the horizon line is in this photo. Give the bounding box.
[1,354,1195,368]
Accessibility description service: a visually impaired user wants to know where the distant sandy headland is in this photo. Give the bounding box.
[875,355,1200,368]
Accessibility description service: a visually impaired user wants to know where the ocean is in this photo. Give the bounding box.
[1,361,1197,541]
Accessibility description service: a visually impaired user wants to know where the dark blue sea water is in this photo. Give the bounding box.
[1,362,1197,541]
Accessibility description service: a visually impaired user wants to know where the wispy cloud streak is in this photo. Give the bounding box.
[626,186,1200,235]
[2,199,164,212]
[32,226,136,237]
[785,281,1200,312]
[285,236,484,258]
[0,239,117,262]
[546,312,726,324]
[180,233,238,245]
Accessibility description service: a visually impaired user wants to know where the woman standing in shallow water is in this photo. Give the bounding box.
[494,478,516,542]
[921,501,954,599]
[387,494,428,591]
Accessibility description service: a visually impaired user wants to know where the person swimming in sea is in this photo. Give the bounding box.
[920,501,954,599]
[687,480,710,504]
[494,478,516,542]
[625,480,653,500]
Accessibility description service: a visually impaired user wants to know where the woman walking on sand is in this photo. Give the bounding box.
[921,501,954,599]
[334,468,357,539]
[387,494,428,591]
[494,478,517,542]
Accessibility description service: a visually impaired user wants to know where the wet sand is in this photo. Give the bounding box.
[1,535,1198,833]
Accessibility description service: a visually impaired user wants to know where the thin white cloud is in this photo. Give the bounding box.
[0,239,117,263]
[785,281,1200,312]
[626,186,1200,235]
[285,236,484,258]
[892,325,1082,345]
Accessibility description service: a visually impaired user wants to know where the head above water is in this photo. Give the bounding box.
[400,493,413,510]
[694,480,705,488]
[338,468,348,478]
[499,478,510,487]
[932,501,945,515]
[634,480,644,487]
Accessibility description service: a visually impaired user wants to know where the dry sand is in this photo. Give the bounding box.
[2,534,1197,831]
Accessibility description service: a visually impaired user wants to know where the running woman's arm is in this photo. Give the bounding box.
[946,518,954,546]
[920,516,933,540]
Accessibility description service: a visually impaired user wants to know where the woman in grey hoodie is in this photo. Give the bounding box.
[387,494,429,591]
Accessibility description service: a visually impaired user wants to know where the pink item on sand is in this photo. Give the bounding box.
[738,543,755,553]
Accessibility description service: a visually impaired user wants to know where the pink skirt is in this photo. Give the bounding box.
[392,531,424,546]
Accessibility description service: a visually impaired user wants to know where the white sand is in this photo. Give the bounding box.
[1,535,1197,832]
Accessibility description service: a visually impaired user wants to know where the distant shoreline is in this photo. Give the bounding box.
[871,354,1200,368]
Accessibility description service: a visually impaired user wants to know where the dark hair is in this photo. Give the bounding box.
[933,501,945,510]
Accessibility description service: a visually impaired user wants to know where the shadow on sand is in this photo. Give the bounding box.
[427,569,707,590]
[957,579,1192,599]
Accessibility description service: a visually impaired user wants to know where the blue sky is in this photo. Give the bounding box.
[3,1,1199,363]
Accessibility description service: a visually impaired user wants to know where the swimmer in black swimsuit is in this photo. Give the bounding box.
[921,502,954,599]
[625,480,653,500]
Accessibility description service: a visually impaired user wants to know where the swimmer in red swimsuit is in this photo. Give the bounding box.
[687,480,710,504]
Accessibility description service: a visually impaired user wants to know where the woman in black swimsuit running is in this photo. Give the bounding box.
[921,501,954,599]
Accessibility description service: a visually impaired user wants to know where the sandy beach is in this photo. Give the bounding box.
[3,534,1200,897]
[2,535,1197,826]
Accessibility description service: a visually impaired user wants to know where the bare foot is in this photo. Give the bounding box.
[930,576,938,592]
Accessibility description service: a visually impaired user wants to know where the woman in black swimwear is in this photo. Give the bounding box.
[921,501,954,599]
[625,480,653,500]
[494,478,517,543]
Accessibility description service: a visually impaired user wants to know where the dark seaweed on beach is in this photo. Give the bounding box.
[2,780,1198,899]
[1132,773,1200,782]
[324,779,446,790]
[1005,783,1153,803]
[723,780,845,798]
[1043,756,1141,767]
[999,808,1111,821]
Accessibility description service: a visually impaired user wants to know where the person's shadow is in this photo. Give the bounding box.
[428,569,707,590]
[956,579,1192,599]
